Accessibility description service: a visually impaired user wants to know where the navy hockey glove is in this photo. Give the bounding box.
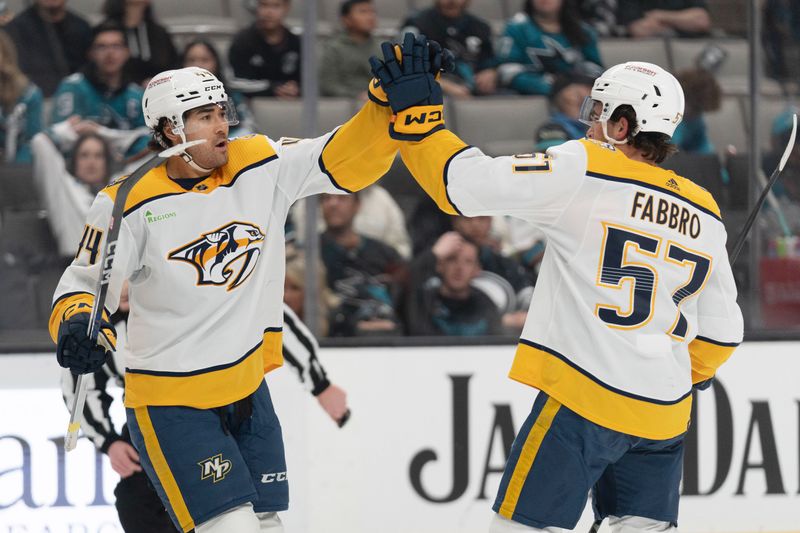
[369,33,447,140]
[367,36,455,107]
[57,311,116,374]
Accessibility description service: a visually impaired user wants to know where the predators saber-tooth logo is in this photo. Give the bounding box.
[168,221,265,291]
[198,454,232,483]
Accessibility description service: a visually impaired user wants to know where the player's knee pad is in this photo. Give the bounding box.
[489,513,564,533]
[256,511,284,532]
[195,503,260,533]
[608,515,677,533]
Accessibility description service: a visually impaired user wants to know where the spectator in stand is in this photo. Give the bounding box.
[618,0,711,38]
[578,0,621,37]
[181,39,257,136]
[411,217,532,333]
[31,132,113,258]
[291,183,413,259]
[50,22,149,161]
[763,109,800,236]
[3,0,92,96]
[101,0,179,86]
[284,247,340,337]
[229,0,301,98]
[0,32,44,163]
[320,193,407,336]
[497,0,602,96]
[320,0,381,98]
[409,238,503,336]
[763,0,798,82]
[534,73,594,151]
[672,68,721,154]
[400,0,497,97]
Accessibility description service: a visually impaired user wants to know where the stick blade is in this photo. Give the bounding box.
[778,114,797,172]
[64,422,80,451]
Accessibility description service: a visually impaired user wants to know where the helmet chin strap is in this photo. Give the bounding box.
[176,129,213,174]
[601,120,628,146]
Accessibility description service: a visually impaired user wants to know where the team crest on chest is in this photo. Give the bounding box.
[168,221,265,291]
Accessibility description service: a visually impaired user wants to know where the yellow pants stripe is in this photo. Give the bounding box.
[498,397,561,519]
[134,407,195,532]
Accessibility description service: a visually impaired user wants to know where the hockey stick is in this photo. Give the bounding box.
[729,113,797,264]
[64,139,206,452]
[337,408,351,428]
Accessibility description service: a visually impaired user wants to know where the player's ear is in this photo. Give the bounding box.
[615,116,630,141]
[163,122,180,145]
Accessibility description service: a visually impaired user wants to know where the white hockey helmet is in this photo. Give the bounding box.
[143,67,238,141]
[579,61,685,140]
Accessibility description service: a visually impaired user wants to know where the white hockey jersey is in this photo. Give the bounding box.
[401,133,743,440]
[50,102,398,409]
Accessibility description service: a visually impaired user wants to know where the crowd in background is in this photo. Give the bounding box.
[2,0,800,338]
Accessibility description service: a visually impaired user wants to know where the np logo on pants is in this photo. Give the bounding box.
[198,454,232,483]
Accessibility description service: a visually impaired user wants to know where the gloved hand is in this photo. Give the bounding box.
[57,311,116,374]
[369,33,452,140]
[367,35,455,107]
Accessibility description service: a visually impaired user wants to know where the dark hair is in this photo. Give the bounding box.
[523,0,590,47]
[549,72,595,102]
[676,68,721,118]
[340,0,371,16]
[68,133,113,183]
[102,0,155,24]
[148,116,173,152]
[610,105,677,164]
[90,20,127,44]
[181,39,226,84]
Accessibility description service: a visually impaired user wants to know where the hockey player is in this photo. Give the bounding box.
[371,39,743,532]
[49,65,401,532]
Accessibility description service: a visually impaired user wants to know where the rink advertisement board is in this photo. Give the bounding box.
[0,342,798,533]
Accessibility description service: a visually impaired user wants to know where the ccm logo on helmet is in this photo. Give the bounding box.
[205,84,223,92]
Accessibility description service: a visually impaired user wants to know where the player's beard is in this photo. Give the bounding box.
[187,141,228,170]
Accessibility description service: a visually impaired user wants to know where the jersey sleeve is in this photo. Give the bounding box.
[274,100,399,203]
[688,231,744,384]
[281,304,331,396]
[399,131,586,228]
[48,191,140,343]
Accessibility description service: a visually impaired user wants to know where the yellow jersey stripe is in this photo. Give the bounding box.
[689,335,738,384]
[104,136,280,217]
[498,396,561,519]
[134,406,195,532]
[398,129,467,216]
[319,101,400,192]
[124,330,283,408]
[509,341,692,440]
[586,170,722,222]
[49,292,114,343]
[579,139,721,220]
